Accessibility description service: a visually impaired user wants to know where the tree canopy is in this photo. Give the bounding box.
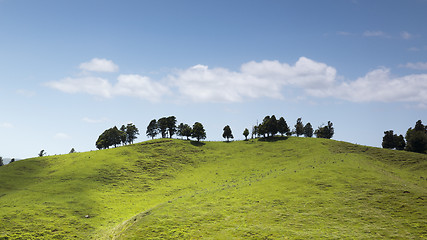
[192,122,206,142]
[405,120,427,153]
[314,121,334,139]
[295,118,304,137]
[303,123,313,138]
[222,125,234,141]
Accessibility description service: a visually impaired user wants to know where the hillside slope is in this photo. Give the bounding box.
[0,137,426,239]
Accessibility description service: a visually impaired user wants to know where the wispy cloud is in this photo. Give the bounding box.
[82,117,108,124]
[399,62,427,70]
[54,133,70,140]
[363,30,389,38]
[0,122,14,128]
[16,89,36,97]
[79,58,119,72]
[400,31,413,40]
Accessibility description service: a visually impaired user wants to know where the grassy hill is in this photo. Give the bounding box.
[0,137,426,239]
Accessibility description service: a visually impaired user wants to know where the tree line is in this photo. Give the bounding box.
[94,115,334,149]
[382,120,427,154]
[146,116,206,142]
[96,123,139,149]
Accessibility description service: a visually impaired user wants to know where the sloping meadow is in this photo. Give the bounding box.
[0,138,426,239]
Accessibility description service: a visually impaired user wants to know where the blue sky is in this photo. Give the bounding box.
[0,0,426,159]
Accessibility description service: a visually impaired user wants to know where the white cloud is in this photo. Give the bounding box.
[82,117,108,124]
[79,58,119,72]
[46,75,169,102]
[401,31,412,40]
[115,74,170,101]
[169,57,336,102]
[0,122,14,128]
[308,68,427,103]
[16,89,36,97]
[45,77,113,98]
[399,62,427,70]
[54,133,70,140]
[363,30,388,38]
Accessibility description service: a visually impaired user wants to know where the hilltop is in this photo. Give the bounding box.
[0,137,426,239]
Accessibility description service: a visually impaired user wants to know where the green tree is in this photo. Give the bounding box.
[243,128,249,140]
[157,117,169,138]
[192,122,206,142]
[146,119,158,139]
[277,117,289,136]
[382,130,395,149]
[314,121,334,139]
[295,118,304,137]
[166,116,177,138]
[405,120,427,153]
[0,157,3,166]
[269,115,278,137]
[177,123,192,140]
[38,150,46,157]
[252,125,259,139]
[126,123,139,144]
[69,148,76,154]
[222,125,234,141]
[120,125,128,145]
[394,134,406,150]
[303,122,313,137]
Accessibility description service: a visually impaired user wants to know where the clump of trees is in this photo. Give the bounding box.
[250,115,331,139]
[314,121,334,139]
[0,157,3,166]
[96,123,139,149]
[382,120,427,153]
[146,116,206,142]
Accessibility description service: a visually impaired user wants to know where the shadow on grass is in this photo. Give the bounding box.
[190,141,206,146]
[258,136,289,142]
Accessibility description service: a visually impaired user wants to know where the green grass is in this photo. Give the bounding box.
[0,137,426,239]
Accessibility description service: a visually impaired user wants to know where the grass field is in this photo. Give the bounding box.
[0,137,426,239]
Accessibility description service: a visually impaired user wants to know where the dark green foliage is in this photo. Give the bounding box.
[222,125,234,141]
[157,117,169,138]
[314,121,334,139]
[96,126,125,149]
[0,157,3,166]
[295,118,304,137]
[192,122,206,142]
[38,150,46,157]
[125,123,140,144]
[177,123,192,140]
[10,158,15,163]
[382,130,395,149]
[69,148,76,154]
[166,116,177,138]
[395,134,406,150]
[146,119,158,139]
[243,128,249,140]
[303,122,313,137]
[277,117,290,136]
[405,120,427,153]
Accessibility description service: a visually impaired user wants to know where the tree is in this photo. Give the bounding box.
[222,125,234,141]
[314,121,334,139]
[394,134,406,150]
[10,158,15,163]
[277,117,290,136]
[0,157,3,166]
[405,120,427,153]
[157,117,169,138]
[303,122,313,137]
[120,125,128,145]
[243,128,249,140]
[39,150,46,157]
[177,123,192,140]
[95,126,124,149]
[252,125,259,139]
[192,122,206,142]
[295,118,304,137]
[69,148,76,154]
[166,116,177,138]
[382,130,395,149]
[126,123,139,144]
[146,119,158,139]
